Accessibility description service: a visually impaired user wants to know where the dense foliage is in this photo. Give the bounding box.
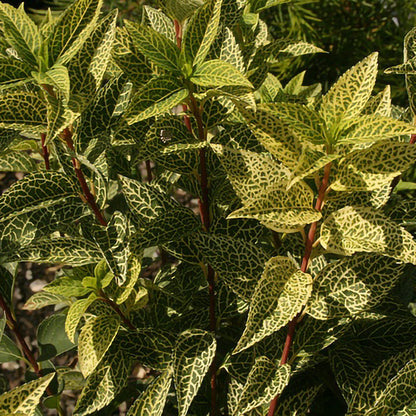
[0,0,416,415]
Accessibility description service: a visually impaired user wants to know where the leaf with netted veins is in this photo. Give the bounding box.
[0,151,36,172]
[307,253,406,319]
[182,0,222,67]
[220,28,245,73]
[144,6,175,43]
[236,356,291,415]
[275,383,322,416]
[78,314,121,378]
[275,41,325,60]
[127,368,173,416]
[212,145,320,232]
[67,10,118,107]
[0,373,54,416]
[362,86,391,117]
[234,256,312,353]
[8,237,102,266]
[320,206,416,264]
[74,349,131,416]
[365,359,416,416]
[124,76,188,124]
[124,20,181,73]
[46,0,103,63]
[65,293,98,343]
[236,104,301,170]
[265,102,328,145]
[348,347,416,414]
[337,115,415,145]
[173,329,216,416]
[332,141,416,191]
[321,53,378,127]
[191,59,253,89]
[0,171,79,222]
[24,291,70,311]
[0,90,47,132]
[0,56,33,87]
[0,3,41,67]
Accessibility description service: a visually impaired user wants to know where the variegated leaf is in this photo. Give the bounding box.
[213,145,320,232]
[24,291,70,311]
[308,253,406,319]
[275,41,325,60]
[9,237,101,266]
[173,329,216,416]
[47,0,103,63]
[0,56,32,87]
[144,6,175,43]
[0,151,36,172]
[0,90,47,132]
[0,373,54,416]
[0,3,41,67]
[78,314,121,377]
[182,0,222,67]
[338,115,415,145]
[234,256,313,353]
[127,368,173,416]
[275,384,322,416]
[348,347,416,414]
[74,349,131,416]
[65,293,98,343]
[362,86,391,117]
[236,356,291,415]
[124,20,180,73]
[321,53,378,127]
[124,76,188,124]
[220,27,245,72]
[320,206,416,264]
[332,141,416,191]
[190,59,253,89]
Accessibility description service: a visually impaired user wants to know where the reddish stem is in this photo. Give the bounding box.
[174,19,182,48]
[41,133,50,170]
[62,129,107,226]
[98,291,135,330]
[268,163,332,416]
[145,160,153,182]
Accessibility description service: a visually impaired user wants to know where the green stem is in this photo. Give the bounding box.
[268,162,332,416]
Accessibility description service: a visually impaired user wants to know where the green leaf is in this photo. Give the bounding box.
[0,334,23,363]
[0,171,79,222]
[67,10,118,107]
[0,56,33,87]
[65,293,98,343]
[78,314,121,377]
[74,349,131,416]
[0,3,41,67]
[0,151,37,172]
[321,53,378,127]
[362,86,391,117]
[144,6,175,43]
[236,356,291,415]
[182,0,222,67]
[0,265,15,309]
[365,359,416,415]
[24,291,70,311]
[11,237,102,266]
[124,76,188,124]
[275,41,326,60]
[266,102,328,145]
[37,313,76,360]
[0,90,47,132]
[320,206,416,264]
[127,368,173,416]
[234,256,312,353]
[163,0,203,22]
[338,115,415,145]
[332,141,416,191]
[307,254,406,319]
[173,329,216,416]
[190,59,253,89]
[47,0,103,63]
[124,20,181,73]
[348,347,416,414]
[0,373,54,416]
[213,145,320,232]
[44,276,92,298]
[275,384,322,416]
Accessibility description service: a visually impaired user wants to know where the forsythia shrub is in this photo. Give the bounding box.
[0,0,416,415]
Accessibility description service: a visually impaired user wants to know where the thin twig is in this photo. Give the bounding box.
[98,291,136,330]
